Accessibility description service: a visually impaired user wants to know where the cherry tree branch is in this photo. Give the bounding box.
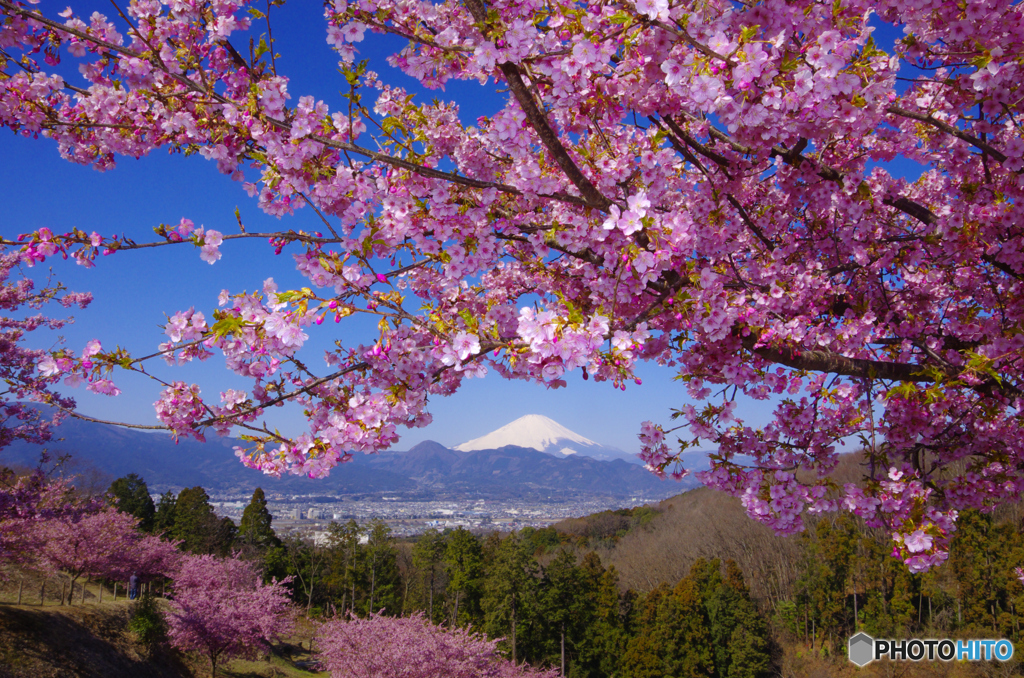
[463,0,612,212]
[887,105,1008,163]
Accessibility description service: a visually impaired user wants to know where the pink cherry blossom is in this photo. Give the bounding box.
[4,0,1024,579]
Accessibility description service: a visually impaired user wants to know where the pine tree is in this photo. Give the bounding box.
[541,549,588,677]
[107,473,155,532]
[173,486,231,555]
[444,527,483,627]
[575,559,628,678]
[364,519,401,615]
[238,488,278,548]
[412,529,448,624]
[717,560,772,678]
[482,532,540,665]
[153,490,177,536]
[325,520,364,615]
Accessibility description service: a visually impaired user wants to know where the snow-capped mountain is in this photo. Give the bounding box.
[454,414,641,464]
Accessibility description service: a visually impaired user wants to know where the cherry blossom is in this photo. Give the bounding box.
[317,612,559,678]
[2,0,1024,576]
[167,554,293,678]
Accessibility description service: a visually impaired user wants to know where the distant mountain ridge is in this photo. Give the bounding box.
[455,414,639,464]
[1,408,690,499]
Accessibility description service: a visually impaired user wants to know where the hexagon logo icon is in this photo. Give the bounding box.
[848,632,875,667]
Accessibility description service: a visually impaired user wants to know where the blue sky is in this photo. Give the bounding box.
[1,1,856,456]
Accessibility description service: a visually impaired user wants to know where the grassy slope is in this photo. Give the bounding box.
[0,578,323,678]
[0,601,190,678]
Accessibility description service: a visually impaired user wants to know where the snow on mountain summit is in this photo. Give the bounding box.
[454,414,597,452]
[453,414,640,464]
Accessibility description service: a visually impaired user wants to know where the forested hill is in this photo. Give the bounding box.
[3,409,691,499]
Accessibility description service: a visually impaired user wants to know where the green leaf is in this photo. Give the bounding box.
[211,317,246,339]
[254,37,270,60]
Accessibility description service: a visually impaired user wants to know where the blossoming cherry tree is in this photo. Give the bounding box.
[1,0,1023,573]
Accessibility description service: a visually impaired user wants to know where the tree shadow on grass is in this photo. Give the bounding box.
[0,604,189,678]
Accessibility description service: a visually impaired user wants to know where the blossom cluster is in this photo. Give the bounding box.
[2,0,1024,576]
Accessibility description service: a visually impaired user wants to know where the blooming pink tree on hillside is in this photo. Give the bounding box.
[1,0,1024,572]
[0,243,91,570]
[0,470,83,572]
[317,612,560,678]
[34,505,180,601]
[166,553,293,678]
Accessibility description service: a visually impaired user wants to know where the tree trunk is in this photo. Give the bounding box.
[369,564,377,613]
[428,568,434,622]
[560,624,565,677]
[511,595,517,665]
[853,587,858,628]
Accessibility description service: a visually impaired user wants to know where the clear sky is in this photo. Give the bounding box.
[2,1,865,457]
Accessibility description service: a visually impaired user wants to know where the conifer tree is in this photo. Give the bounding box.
[574,557,628,678]
[542,549,588,676]
[153,490,177,536]
[445,528,484,626]
[173,486,232,555]
[412,529,448,624]
[483,532,540,665]
[326,520,364,615]
[714,561,772,678]
[238,488,278,548]
[107,473,155,532]
[364,519,401,615]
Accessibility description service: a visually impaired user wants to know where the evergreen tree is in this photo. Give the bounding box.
[444,527,483,627]
[172,486,232,555]
[574,557,628,678]
[364,519,401,615]
[667,576,716,677]
[541,549,589,677]
[238,488,278,548]
[285,533,329,615]
[107,473,155,532]
[482,532,540,665]
[793,517,857,652]
[621,575,715,678]
[411,529,448,624]
[325,520,364,615]
[714,561,772,678]
[153,490,177,536]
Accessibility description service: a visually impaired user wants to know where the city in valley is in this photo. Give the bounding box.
[209,493,662,540]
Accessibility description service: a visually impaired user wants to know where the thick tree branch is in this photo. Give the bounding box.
[742,335,1021,398]
[882,197,936,225]
[887,106,1008,163]
[743,336,949,383]
[463,0,612,212]
[662,115,731,168]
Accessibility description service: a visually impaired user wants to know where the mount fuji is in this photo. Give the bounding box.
[454,414,641,464]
